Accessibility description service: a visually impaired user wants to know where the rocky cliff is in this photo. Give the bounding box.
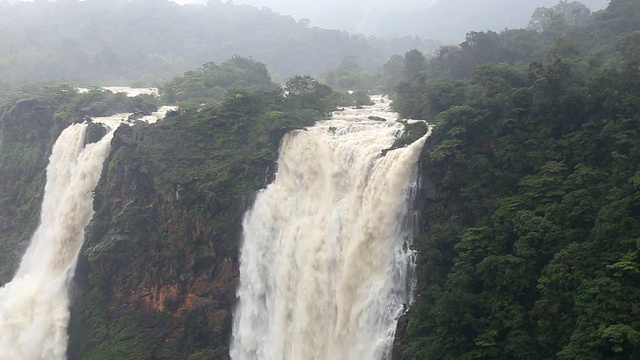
[66,102,316,359]
[390,131,443,360]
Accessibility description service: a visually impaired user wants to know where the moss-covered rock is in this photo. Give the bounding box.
[84,122,108,146]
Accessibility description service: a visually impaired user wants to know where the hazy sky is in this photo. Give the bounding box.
[172,0,437,11]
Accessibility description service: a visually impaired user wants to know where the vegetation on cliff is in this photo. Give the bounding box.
[0,99,65,283]
[392,0,640,359]
[159,56,278,107]
[162,56,373,109]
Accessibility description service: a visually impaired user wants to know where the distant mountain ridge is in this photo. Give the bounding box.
[0,0,437,84]
[232,0,608,42]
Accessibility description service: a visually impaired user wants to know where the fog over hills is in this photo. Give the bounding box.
[0,0,437,83]
[3,0,610,83]
[12,0,610,42]
[180,0,609,42]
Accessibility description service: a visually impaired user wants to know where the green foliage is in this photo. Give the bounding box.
[395,2,640,359]
[160,56,278,107]
[322,56,373,91]
[390,0,640,122]
[283,74,335,114]
[0,96,75,282]
[529,1,591,33]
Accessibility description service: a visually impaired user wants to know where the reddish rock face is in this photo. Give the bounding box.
[69,122,252,360]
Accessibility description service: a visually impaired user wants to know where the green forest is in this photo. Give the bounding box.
[389,0,640,358]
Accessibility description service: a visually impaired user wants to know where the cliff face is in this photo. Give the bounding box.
[68,105,313,359]
[390,131,444,360]
[69,127,236,359]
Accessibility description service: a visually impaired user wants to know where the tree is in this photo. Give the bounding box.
[380,54,404,93]
[403,49,427,81]
[619,31,640,64]
[284,74,321,97]
[283,74,332,113]
[529,1,591,32]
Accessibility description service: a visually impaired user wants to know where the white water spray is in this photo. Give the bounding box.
[231,97,428,360]
[0,123,114,360]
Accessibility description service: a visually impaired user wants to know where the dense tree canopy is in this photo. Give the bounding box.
[392,1,640,359]
[159,56,278,107]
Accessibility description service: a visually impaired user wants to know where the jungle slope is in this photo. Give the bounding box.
[392,0,640,359]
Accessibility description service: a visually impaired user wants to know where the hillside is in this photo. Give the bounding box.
[390,0,640,358]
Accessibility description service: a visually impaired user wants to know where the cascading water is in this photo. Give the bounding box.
[231,97,429,360]
[0,94,173,359]
[0,123,114,360]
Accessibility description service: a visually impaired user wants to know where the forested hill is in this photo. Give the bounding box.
[391,0,640,358]
[0,0,436,84]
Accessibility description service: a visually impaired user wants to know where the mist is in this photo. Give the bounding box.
[195,0,609,42]
[13,0,609,42]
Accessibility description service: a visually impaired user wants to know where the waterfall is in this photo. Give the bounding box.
[231,97,428,360]
[0,123,114,360]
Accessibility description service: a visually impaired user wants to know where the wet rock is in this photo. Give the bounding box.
[128,111,151,122]
[84,123,107,145]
